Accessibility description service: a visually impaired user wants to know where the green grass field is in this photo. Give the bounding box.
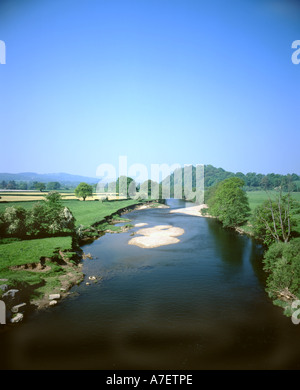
[244,191,300,235]
[0,199,141,295]
[246,191,300,211]
[0,236,75,297]
[62,199,140,227]
[0,198,141,227]
[0,236,73,271]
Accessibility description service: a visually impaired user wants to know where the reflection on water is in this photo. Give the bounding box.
[1,199,300,369]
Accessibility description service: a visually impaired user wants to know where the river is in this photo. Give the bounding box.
[1,199,300,369]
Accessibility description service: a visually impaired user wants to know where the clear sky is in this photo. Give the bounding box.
[0,0,299,179]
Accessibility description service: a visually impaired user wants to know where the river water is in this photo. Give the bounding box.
[1,199,300,369]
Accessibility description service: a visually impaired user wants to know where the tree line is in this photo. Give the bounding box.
[181,165,300,191]
[1,165,299,193]
[203,177,300,315]
[0,180,63,191]
[0,192,75,239]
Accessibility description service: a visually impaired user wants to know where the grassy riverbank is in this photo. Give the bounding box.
[0,198,156,312]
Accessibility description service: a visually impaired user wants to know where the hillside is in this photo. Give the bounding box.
[162,165,300,192]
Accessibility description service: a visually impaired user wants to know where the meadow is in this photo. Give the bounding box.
[246,191,300,234]
[0,197,140,227]
[0,191,125,202]
[0,196,141,301]
[0,190,299,304]
[247,190,300,211]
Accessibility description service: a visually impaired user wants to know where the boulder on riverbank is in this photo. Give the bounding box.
[10,313,23,323]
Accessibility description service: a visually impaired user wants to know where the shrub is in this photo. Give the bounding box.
[263,238,300,298]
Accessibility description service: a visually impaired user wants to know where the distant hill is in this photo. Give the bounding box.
[1,165,299,192]
[0,172,98,185]
[162,165,300,192]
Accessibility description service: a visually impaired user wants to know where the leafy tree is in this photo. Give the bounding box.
[27,203,52,237]
[263,238,300,299]
[7,180,17,190]
[2,206,27,237]
[18,181,28,190]
[75,182,93,201]
[206,177,250,228]
[140,180,159,199]
[34,182,46,192]
[45,191,63,205]
[0,180,7,189]
[116,176,136,198]
[47,181,61,190]
[27,193,75,237]
[251,191,300,246]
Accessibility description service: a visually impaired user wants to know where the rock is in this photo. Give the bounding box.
[10,313,23,323]
[88,276,96,281]
[2,289,19,299]
[86,282,90,286]
[0,279,8,282]
[49,300,57,306]
[49,294,60,300]
[60,288,66,292]
[11,303,26,313]
[0,284,8,292]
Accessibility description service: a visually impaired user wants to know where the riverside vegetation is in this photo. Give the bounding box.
[0,185,163,321]
[1,170,300,322]
[203,177,300,318]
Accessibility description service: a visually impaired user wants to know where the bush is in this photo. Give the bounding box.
[0,192,76,238]
[263,238,300,298]
[2,206,27,238]
[207,177,250,228]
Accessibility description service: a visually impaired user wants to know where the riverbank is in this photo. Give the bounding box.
[0,200,166,322]
[170,203,255,237]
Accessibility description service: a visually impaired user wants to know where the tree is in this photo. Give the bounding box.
[7,180,17,190]
[0,180,7,189]
[45,191,63,205]
[206,177,250,228]
[116,176,136,198]
[26,192,75,237]
[19,181,28,190]
[2,206,27,237]
[34,182,46,192]
[263,238,300,299]
[47,181,61,191]
[251,190,300,246]
[75,182,93,201]
[140,180,159,199]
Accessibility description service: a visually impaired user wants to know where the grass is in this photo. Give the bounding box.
[0,236,73,271]
[0,236,74,299]
[245,191,300,235]
[63,199,140,227]
[247,191,300,211]
[0,198,140,227]
[0,196,147,305]
[0,199,141,269]
[0,191,126,202]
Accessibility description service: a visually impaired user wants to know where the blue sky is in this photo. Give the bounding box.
[0,0,299,178]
